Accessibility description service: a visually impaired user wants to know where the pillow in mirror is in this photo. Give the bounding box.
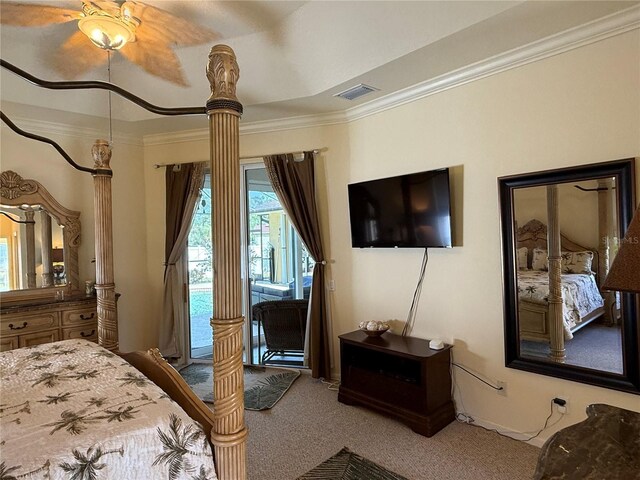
[561,251,594,274]
[517,247,528,270]
[532,248,548,271]
[531,249,594,274]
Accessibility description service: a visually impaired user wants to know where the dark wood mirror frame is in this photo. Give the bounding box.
[499,158,639,394]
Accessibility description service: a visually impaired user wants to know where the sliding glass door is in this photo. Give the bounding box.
[184,165,310,366]
[242,164,310,366]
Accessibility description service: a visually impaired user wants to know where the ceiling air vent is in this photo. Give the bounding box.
[334,83,379,101]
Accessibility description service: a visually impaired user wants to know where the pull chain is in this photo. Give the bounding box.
[107,51,113,146]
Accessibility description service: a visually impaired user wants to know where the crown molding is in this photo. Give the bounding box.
[142,110,347,146]
[240,111,347,136]
[143,128,209,147]
[1,116,143,147]
[343,4,640,123]
[142,5,639,144]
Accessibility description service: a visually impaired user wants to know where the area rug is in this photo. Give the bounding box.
[297,447,408,480]
[179,363,300,411]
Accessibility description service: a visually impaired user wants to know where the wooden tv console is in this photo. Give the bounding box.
[338,330,455,437]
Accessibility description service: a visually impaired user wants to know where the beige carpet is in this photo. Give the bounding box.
[243,373,539,480]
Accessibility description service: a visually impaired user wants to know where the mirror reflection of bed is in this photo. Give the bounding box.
[513,178,622,374]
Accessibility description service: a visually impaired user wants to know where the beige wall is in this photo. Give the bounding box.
[0,128,150,351]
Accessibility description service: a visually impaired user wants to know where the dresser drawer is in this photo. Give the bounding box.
[1,312,60,336]
[18,330,60,348]
[62,325,98,342]
[0,336,18,352]
[62,307,97,326]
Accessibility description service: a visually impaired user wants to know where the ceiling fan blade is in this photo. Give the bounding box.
[123,1,217,46]
[0,2,81,26]
[119,40,188,87]
[54,31,108,79]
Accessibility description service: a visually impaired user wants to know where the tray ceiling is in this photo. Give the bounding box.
[1,0,638,134]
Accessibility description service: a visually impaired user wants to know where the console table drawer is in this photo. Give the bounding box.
[62,307,97,326]
[18,329,60,348]
[62,325,98,342]
[1,312,60,335]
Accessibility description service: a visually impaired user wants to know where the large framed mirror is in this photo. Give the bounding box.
[499,158,639,393]
[0,170,81,300]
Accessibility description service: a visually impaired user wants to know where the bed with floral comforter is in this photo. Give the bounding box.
[0,339,217,480]
[517,271,604,339]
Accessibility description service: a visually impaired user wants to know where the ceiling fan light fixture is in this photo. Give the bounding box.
[78,15,134,50]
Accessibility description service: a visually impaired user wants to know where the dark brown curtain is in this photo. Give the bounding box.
[263,152,331,379]
[159,162,206,358]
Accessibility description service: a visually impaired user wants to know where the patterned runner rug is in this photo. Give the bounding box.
[298,448,408,480]
[179,363,300,411]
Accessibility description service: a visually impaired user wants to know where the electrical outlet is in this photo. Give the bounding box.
[553,396,569,414]
[497,381,507,396]
[328,280,336,291]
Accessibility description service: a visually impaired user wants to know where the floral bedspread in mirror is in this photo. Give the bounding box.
[517,271,604,338]
[0,339,217,480]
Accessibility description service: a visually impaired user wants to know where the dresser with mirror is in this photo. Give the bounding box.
[0,170,97,351]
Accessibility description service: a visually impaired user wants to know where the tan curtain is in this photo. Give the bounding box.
[159,162,206,358]
[263,152,331,379]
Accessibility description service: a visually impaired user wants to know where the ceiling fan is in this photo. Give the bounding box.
[0,1,218,86]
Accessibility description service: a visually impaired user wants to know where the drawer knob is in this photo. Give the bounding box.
[80,329,96,338]
[9,322,28,330]
[80,313,95,321]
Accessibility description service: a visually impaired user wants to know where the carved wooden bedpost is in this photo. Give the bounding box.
[547,185,565,362]
[92,140,119,352]
[206,44,247,480]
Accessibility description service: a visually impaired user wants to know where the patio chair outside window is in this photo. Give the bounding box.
[252,299,308,364]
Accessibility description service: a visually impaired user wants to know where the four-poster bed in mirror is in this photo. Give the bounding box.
[515,218,605,346]
[500,158,640,394]
[0,45,247,479]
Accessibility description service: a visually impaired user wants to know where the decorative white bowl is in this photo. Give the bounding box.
[359,320,390,337]
[361,326,390,337]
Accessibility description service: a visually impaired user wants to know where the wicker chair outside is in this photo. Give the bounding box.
[252,299,309,364]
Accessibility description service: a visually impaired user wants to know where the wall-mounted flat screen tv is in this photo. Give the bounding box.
[348,168,452,248]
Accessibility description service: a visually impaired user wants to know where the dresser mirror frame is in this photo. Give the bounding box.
[499,158,639,394]
[0,170,81,303]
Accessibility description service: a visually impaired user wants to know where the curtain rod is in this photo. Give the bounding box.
[153,148,325,169]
